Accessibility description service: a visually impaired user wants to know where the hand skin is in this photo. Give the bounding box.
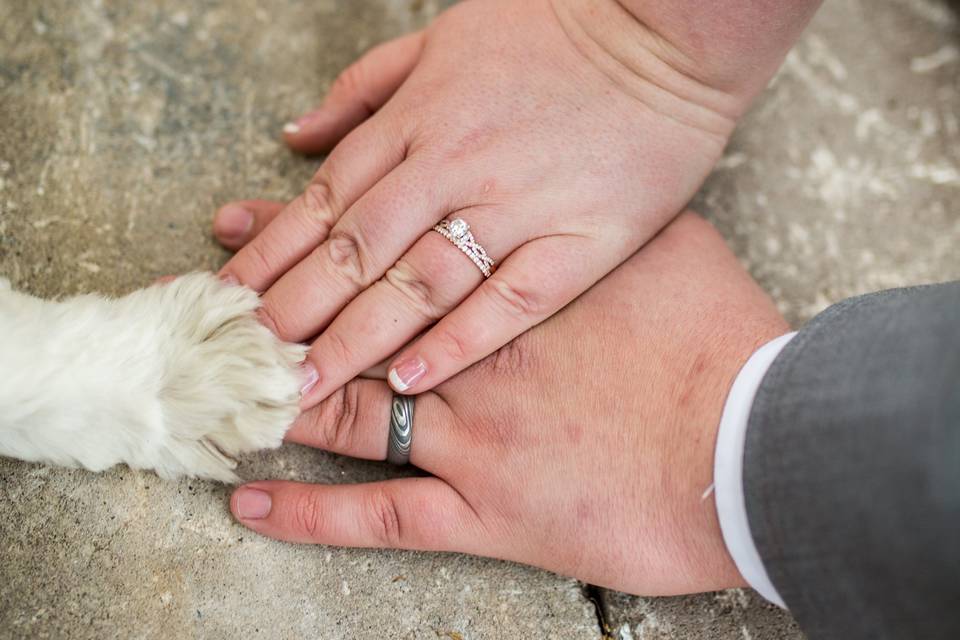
[229,211,790,596]
[214,0,820,407]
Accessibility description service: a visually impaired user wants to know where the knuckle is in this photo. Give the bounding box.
[366,487,403,547]
[241,238,276,278]
[443,126,497,162]
[432,324,475,364]
[332,62,368,104]
[292,491,325,540]
[326,228,369,287]
[383,260,448,321]
[301,178,340,232]
[256,302,294,340]
[483,336,533,376]
[460,406,526,457]
[322,329,357,364]
[484,277,542,319]
[314,384,360,453]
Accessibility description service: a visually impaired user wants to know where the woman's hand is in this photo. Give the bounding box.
[228,212,789,595]
[215,0,756,405]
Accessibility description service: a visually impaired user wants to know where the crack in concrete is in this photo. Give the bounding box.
[581,582,615,639]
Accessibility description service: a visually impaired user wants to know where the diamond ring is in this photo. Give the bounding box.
[432,218,495,278]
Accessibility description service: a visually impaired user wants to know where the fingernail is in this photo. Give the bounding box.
[285,110,325,135]
[388,357,426,392]
[219,272,239,286]
[300,361,319,397]
[214,204,254,241]
[155,275,177,285]
[235,488,272,520]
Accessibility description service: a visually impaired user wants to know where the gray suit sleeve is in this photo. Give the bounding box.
[743,282,960,640]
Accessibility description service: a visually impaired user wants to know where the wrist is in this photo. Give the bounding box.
[669,315,790,593]
[713,332,797,606]
[552,0,822,116]
[550,0,741,142]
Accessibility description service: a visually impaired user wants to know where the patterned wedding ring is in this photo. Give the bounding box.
[387,394,414,466]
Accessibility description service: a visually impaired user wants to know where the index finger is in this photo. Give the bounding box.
[221,118,406,291]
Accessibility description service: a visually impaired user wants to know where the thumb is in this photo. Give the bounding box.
[283,30,426,154]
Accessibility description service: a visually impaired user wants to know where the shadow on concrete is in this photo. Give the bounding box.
[947,0,960,22]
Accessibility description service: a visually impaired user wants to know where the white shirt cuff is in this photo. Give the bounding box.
[714,332,797,609]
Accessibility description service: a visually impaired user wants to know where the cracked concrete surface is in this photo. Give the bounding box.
[0,1,957,638]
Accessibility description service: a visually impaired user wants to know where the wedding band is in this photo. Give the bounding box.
[433,218,495,278]
[387,394,414,465]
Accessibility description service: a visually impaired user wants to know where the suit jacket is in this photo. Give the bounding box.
[744,282,960,639]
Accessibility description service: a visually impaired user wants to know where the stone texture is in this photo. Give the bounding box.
[600,589,802,640]
[1,0,958,639]
[1,454,597,640]
[700,0,960,327]
[604,1,960,638]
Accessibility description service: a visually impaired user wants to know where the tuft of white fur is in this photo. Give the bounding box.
[0,273,306,483]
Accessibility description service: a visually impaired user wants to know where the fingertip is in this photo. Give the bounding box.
[232,485,273,521]
[280,117,309,149]
[299,360,320,398]
[229,486,244,520]
[281,109,354,155]
[388,355,427,393]
[254,304,281,335]
[218,272,240,286]
[387,367,406,392]
[298,354,327,410]
[213,204,254,249]
[284,29,427,153]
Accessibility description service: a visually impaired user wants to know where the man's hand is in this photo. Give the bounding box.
[227,212,790,595]
[213,0,816,406]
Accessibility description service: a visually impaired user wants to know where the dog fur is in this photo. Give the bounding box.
[0,273,306,483]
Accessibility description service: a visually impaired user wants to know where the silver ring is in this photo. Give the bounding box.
[433,218,495,278]
[387,394,414,465]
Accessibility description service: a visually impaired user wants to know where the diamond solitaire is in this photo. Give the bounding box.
[432,218,495,278]
[448,218,470,240]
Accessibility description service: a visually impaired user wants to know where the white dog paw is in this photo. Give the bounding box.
[0,273,306,483]
[139,274,307,482]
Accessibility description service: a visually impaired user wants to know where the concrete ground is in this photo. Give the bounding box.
[0,1,957,638]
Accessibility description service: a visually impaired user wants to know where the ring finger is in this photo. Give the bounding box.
[233,378,485,552]
[298,208,532,405]
[285,377,454,472]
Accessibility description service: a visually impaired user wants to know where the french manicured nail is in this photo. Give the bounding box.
[235,488,271,520]
[300,361,319,397]
[388,357,426,392]
[214,204,253,241]
[284,110,325,135]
